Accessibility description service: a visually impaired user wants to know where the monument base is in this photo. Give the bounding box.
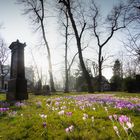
[7,78,28,101]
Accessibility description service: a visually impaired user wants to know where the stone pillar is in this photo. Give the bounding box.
[7,40,28,101]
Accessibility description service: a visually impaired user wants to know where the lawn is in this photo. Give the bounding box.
[0,92,140,140]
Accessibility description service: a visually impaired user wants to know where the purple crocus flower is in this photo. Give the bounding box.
[109,115,113,121]
[66,112,73,116]
[15,102,25,107]
[0,107,9,112]
[118,115,129,124]
[42,122,47,128]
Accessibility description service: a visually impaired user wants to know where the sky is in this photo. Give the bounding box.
[0,0,124,83]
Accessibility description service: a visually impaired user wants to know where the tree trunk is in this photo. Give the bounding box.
[67,8,94,93]
[98,47,102,92]
[40,21,56,92]
[64,10,69,93]
[78,40,94,93]
[64,69,69,92]
[0,64,4,90]
[59,1,94,93]
[64,29,69,93]
[1,76,4,90]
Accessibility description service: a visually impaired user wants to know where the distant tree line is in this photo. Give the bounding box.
[110,59,140,92]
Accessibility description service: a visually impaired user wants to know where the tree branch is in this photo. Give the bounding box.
[68,45,88,71]
[79,22,86,40]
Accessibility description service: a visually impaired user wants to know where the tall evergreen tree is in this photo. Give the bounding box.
[110,59,123,91]
[113,59,123,78]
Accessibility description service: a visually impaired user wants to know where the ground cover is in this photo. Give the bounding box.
[0,92,140,140]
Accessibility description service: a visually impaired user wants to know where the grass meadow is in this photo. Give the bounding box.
[0,92,140,140]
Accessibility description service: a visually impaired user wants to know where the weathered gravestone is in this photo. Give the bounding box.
[43,85,50,95]
[7,40,28,101]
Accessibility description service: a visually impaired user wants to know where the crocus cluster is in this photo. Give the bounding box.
[113,126,120,138]
[36,101,42,108]
[109,114,135,137]
[15,102,25,107]
[109,114,118,121]
[70,94,140,111]
[60,106,67,110]
[83,113,88,120]
[8,111,17,117]
[66,112,72,116]
[0,101,10,108]
[65,125,74,133]
[118,115,134,132]
[91,116,94,122]
[39,114,47,119]
[0,107,9,112]
[126,121,134,129]
[115,101,135,110]
[55,101,60,106]
[58,110,65,115]
[118,115,130,124]
[104,107,108,113]
[42,122,47,128]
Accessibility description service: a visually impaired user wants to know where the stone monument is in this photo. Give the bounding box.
[7,40,28,101]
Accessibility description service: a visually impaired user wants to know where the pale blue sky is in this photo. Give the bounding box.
[0,0,34,43]
[0,0,119,43]
[0,0,123,81]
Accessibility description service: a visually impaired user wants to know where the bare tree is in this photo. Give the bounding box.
[125,0,140,25]
[0,39,9,90]
[17,0,56,92]
[58,0,94,93]
[123,29,140,61]
[123,59,140,77]
[89,0,126,91]
[123,0,140,62]
[59,8,70,92]
[59,7,89,92]
[64,10,69,93]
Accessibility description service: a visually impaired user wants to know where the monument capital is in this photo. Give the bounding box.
[9,40,26,50]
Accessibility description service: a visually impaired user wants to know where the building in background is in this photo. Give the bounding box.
[0,66,34,92]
